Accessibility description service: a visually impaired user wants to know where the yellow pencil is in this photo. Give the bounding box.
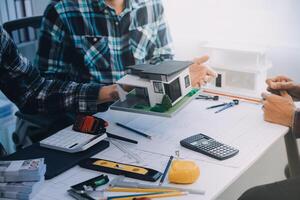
[107,191,188,200]
[107,187,178,193]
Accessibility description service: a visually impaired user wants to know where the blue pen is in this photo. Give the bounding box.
[159,155,174,186]
[116,122,152,140]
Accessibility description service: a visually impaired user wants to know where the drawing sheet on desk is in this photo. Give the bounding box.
[100,99,284,168]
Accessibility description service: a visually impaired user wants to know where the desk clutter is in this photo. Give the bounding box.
[0,158,46,200]
[168,160,200,184]
[206,99,239,113]
[79,158,162,182]
[3,102,243,199]
[196,94,219,101]
[68,158,204,200]
[70,174,109,193]
[5,89,274,200]
[180,133,239,160]
[68,151,203,199]
[40,115,109,153]
[40,115,138,153]
[1,140,110,180]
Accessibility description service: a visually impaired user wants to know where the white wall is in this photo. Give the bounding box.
[162,1,298,198]
[163,0,300,81]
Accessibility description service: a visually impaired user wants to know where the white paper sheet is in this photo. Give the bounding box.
[104,98,271,168]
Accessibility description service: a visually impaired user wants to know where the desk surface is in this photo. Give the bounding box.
[34,97,289,200]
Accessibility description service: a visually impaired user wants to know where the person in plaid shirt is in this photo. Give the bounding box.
[0,25,118,114]
[36,0,217,95]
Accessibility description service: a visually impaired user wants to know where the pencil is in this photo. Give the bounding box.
[107,191,188,200]
[107,187,178,193]
[106,132,138,144]
[116,122,152,139]
[159,156,174,186]
[206,103,227,109]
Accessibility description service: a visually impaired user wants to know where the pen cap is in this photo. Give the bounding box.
[168,160,200,184]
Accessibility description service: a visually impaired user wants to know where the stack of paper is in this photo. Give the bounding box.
[0,159,46,200]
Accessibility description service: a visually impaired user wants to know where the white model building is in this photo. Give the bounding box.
[201,43,272,98]
[116,61,193,107]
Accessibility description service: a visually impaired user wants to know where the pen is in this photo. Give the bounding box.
[196,95,219,101]
[206,103,227,109]
[109,176,205,195]
[107,191,188,200]
[106,132,138,144]
[116,122,152,140]
[159,156,174,186]
[107,187,178,193]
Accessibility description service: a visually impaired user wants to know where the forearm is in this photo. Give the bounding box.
[0,26,104,114]
[2,56,103,114]
[22,79,103,114]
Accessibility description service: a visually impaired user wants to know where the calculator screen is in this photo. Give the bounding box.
[191,138,209,146]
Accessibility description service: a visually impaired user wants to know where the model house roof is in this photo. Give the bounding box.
[127,61,192,81]
[116,74,151,87]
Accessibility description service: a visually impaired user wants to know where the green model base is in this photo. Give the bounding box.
[110,89,199,117]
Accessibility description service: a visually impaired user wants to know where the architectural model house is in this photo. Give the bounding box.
[200,43,272,99]
[113,60,197,116]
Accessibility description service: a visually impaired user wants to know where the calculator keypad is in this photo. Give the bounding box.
[180,133,239,160]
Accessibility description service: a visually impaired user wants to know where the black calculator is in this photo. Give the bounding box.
[180,133,239,160]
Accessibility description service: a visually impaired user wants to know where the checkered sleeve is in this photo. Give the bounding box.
[29,80,101,114]
[0,26,102,114]
[149,1,174,64]
[35,1,74,80]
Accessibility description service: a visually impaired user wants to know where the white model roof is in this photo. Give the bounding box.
[116,74,151,87]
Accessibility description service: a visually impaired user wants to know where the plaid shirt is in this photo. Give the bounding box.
[0,26,102,114]
[36,0,173,85]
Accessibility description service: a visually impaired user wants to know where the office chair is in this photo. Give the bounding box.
[284,129,300,178]
[3,16,74,150]
[3,16,42,63]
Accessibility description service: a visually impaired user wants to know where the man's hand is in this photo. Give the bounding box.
[262,91,295,127]
[121,84,134,92]
[189,55,217,88]
[98,84,119,104]
[266,76,300,101]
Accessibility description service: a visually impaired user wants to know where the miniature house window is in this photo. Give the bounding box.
[164,78,182,103]
[184,75,190,88]
[215,74,222,87]
[153,81,163,93]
